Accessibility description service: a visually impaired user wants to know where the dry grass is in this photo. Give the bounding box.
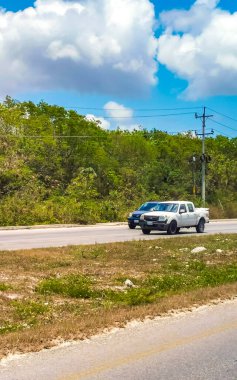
[0,233,237,359]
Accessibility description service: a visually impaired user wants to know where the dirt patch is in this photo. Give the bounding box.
[0,234,237,359]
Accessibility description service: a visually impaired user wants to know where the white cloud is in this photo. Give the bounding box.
[104,101,133,119]
[157,0,237,99]
[104,101,140,130]
[85,114,110,130]
[85,101,141,131]
[0,0,157,97]
[195,0,219,8]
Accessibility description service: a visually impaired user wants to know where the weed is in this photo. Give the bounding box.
[36,274,94,299]
[0,322,24,335]
[188,260,206,271]
[0,283,12,291]
[193,264,237,288]
[12,300,49,321]
[104,288,157,306]
[144,275,186,293]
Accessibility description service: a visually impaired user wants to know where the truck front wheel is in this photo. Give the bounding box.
[167,220,177,235]
[142,229,151,235]
[196,219,205,233]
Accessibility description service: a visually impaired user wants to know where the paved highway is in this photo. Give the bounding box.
[0,220,236,250]
[1,298,237,380]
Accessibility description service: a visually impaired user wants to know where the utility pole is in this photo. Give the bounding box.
[195,107,213,206]
[192,155,196,197]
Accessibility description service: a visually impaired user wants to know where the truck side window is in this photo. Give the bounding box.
[180,204,187,213]
[187,203,194,212]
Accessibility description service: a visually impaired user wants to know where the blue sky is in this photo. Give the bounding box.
[0,0,237,136]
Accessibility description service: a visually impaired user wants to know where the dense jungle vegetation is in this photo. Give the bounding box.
[0,97,236,226]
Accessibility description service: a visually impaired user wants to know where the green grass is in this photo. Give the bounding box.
[37,274,94,299]
[0,283,12,291]
[0,233,237,358]
[35,262,237,307]
[12,300,49,321]
[0,322,24,335]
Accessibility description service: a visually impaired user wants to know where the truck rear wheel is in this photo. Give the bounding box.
[167,220,177,235]
[196,219,205,233]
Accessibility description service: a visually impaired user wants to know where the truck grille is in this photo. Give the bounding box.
[144,215,158,221]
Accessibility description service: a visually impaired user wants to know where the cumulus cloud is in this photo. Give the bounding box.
[104,101,133,119]
[86,101,140,131]
[104,101,140,130]
[157,0,237,99]
[0,0,157,97]
[85,114,110,130]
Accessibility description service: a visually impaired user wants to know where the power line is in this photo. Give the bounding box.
[0,128,235,140]
[0,135,109,139]
[102,112,196,119]
[206,107,237,123]
[211,128,232,138]
[64,106,203,112]
[209,118,237,133]
[0,111,197,121]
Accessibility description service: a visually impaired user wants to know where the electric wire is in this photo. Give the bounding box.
[211,128,232,138]
[208,118,237,133]
[0,135,108,139]
[64,106,203,111]
[102,111,196,119]
[1,106,237,138]
[206,107,237,123]
[0,111,197,121]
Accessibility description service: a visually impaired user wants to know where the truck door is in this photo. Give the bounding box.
[179,204,189,227]
[187,203,196,226]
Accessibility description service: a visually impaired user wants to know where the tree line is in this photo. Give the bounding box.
[0,97,236,226]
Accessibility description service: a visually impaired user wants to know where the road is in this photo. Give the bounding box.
[0,220,236,250]
[1,298,237,380]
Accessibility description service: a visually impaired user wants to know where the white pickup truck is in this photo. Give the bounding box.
[139,201,209,235]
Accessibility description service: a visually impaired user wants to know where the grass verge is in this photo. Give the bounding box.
[0,233,237,358]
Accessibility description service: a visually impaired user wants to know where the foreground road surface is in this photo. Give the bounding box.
[0,220,236,250]
[1,299,237,380]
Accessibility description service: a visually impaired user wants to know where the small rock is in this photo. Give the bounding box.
[124,279,134,288]
[216,249,223,253]
[191,246,207,253]
[3,293,22,300]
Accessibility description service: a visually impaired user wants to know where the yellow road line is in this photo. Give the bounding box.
[60,320,237,380]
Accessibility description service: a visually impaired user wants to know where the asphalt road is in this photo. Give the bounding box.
[0,220,236,250]
[1,298,237,380]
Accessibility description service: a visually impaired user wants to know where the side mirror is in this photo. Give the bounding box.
[179,209,186,214]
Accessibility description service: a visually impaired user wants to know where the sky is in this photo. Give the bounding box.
[0,0,237,136]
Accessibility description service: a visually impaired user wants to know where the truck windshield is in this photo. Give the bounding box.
[153,203,178,212]
[139,202,158,211]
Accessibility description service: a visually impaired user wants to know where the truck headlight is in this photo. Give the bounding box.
[159,216,167,222]
[140,214,145,221]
